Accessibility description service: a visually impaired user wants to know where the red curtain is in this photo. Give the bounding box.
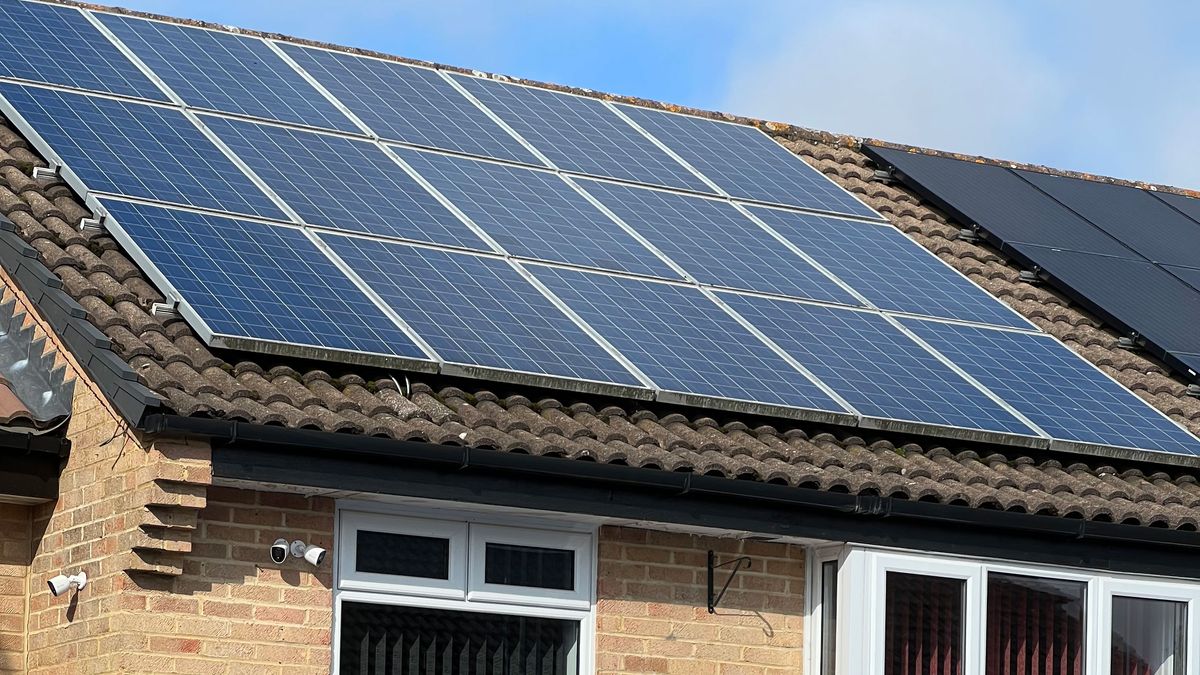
[985,574,1084,675]
[885,573,965,675]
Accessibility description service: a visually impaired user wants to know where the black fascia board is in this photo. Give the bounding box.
[0,430,68,501]
[148,413,1200,578]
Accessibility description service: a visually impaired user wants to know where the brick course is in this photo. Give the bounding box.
[0,503,29,674]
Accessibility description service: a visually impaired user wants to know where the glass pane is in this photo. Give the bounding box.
[985,573,1085,675]
[484,542,575,591]
[885,572,965,675]
[1112,596,1186,675]
[821,560,838,675]
[340,601,579,675]
[355,530,449,579]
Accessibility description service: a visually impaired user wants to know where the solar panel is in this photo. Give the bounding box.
[578,179,858,304]
[393,148,678,278]
[619,104,877,219]
[450,74,711,193]
[279,45,541,165]
[1017,170,1200,268]
[0,83,283,219]
[1154,191,1200,225]
[201,116,486,249]
[321,235,643,387]
[101,199,426,359]
[720,293,1037,436]
[748,205,1031,329]
[97,13,358,133]
[1166,265,1200,292]
[529,265,847,414]
[865,146,1136,259]
[903,318,1200,456]
[0,0,166,100]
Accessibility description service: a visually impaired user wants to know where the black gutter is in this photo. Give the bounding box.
[147,413,1200,578]
[0,430,68,501]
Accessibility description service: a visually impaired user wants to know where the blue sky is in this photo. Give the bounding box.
[114,1,1200,188]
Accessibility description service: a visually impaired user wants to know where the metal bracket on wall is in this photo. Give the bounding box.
[707,550,752,614]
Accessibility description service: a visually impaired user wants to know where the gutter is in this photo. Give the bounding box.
[144,414,1200,565]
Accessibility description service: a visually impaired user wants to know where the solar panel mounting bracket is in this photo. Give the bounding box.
[151,301,180,320]
[31,165,59,181]
[77,216,105,233]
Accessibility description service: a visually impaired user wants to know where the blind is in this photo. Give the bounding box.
[985,573,1085,675]
[885,572,965,675]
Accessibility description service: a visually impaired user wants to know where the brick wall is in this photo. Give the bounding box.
[595,526,806,675]
[0,503,29,674]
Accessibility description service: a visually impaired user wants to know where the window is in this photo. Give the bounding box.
[335,509,594,675]
[829,548,1200,675]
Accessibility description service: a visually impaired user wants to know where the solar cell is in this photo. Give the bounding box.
[98,13,357,132]
[719,294,1036,436]
[102,199,425,359]
[578,180,857,304]
[0,84,283,218]
[903,318,1200,456]
[394,148,678,278]
[201,116,485,249]
[1165,265,1200,293]
[0,0,166,100]
[450,74,711,193]
[748,206,1031,328]
[1018,170,1200,268]
[321,236,642,387]
[619,105,877,219]
[865,146,1136,258]
[1154,191,1200,225]
[530,265,847,413]
[279,45,541,165]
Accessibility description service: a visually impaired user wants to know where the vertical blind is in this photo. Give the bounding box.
[985,573,1085,675]
[1111,596,1186,675]
[340,602,578,675]
[885,572,965,675]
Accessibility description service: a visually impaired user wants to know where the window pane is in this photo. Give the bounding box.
[885,572,965,675]
[985,573,1085,675]
[484,542,575,590]
[340,601,579,675]
[1112,596,1186,675]
[355,530,450,579]
[821,560,838,675]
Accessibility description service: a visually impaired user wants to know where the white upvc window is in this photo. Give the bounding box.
[333,506,596,675]
[819,546,1200,675]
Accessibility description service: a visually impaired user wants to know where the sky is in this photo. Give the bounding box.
[112,1,1200,189]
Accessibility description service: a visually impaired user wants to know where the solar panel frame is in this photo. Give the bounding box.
[98,198,437,370]
[0,83,285,219]
[392,147,682,279]
[449,73,714,193]
[320,235,651,397]
[96,12,359,133]
[528,264,855,422]
[0,0,168,100]
[200,115,491,249]
[718,292,1042,443]
[902,317,1200,458]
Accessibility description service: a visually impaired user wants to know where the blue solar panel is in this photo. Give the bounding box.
[0,0,166,100]
[530,265,845,411]
[393,148,678,278]
[619,105,876,218]
[102,199,425,358]
[322,235,642,386]
[903,319,1200,456]
[720,294,1036,436]
[0,84,283,218]
[450,74,711,193]
[201,116,486,249]
[579,180,859,304]
[279,45,541,165]
[98,13,357,133]
[748,206,1030,329]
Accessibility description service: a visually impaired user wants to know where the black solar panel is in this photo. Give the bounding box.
[1153,191,1200,224]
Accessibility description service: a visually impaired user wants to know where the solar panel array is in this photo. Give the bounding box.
[1,0,1197,459]
[866,145,1200,389]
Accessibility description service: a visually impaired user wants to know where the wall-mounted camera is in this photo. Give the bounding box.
[269,538,326,567]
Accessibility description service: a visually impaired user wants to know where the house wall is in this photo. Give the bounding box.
[595,526,806,675]
[0,503,30,674]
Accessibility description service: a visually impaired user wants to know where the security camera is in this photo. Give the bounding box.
[270,538,289,565]
[47,571,86,597]
[302,545,326,566]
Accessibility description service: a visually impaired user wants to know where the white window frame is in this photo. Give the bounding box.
[823,545,1200,675]
[332,502,597,675]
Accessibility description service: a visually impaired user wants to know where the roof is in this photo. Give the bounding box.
[0,276,72,432]
[4,0,1200,531]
